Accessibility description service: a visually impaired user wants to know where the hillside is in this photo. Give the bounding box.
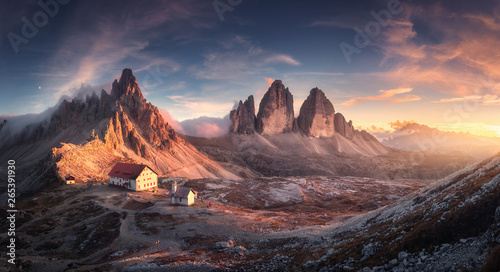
[0,69,239,203]
[291,153,500,271]
[1,154,498,271]
[213,81,476,180]
[186,132,474,180]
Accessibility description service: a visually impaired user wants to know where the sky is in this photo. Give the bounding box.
[1,0,500,137]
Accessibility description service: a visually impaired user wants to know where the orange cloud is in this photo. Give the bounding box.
[341,88,417,107]
[265,77,274,87]
[190,123,224,138]
[158,109,184,133]
[377,2,500,98]
[264,54,301,66]
[389,120,416,129]
[432,95,500,105]
[388,94,422,103]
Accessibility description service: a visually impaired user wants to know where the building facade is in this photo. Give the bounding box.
[65,174,75,184]
[170,181,197,206]
[108,163,158,191]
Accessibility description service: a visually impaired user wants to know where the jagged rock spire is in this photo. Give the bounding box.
[256,80,295,135]
[297,88,335,137]
[111,68,145,101]
[230,95,256,134]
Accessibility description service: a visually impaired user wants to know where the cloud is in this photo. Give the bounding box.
[189,35,301,81]
[389,120,416,130]
[284,72,345,77]
[341,88,417,107]
[265,77,275,87]
[0,83,107,142]
[0,104,59,141]
[264,54,301,66]
[37,0,213,103]
[179,116,231,138]
[375,1,500,98]
[166,95,234,119]
[388,95,422,103]
[309,20,354,29]
[358,125,394,141]
[432,95,500,105]
[158,109,184,133]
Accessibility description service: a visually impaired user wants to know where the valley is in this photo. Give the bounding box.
[0,68,499,271]
[0,175,432,271]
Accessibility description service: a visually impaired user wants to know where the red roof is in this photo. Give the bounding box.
[108,163,158,179]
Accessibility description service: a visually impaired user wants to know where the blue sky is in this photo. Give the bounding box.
[1,0,500,137]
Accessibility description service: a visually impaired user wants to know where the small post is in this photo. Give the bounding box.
[156,240,160,252]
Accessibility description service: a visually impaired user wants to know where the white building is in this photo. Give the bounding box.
[170,181,197,206]
[108,162,158,191]
[65,174,75,184]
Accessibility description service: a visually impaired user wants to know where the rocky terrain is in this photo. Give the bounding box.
[0,70,478,204]
[0,69,238,203]
[222,80,476,180]
[297,88,336,138]
[1,68,497,272]
[1,153,499,271]
[290,153,500,272]
[230,96,256,135]
[0,174,431,271]
[255,80,295,135]
[230,80,381,145]
[186,132,474,180]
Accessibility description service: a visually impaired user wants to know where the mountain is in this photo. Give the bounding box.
[298,152,500,271]
[188,83,474,180]
[382,122,500,159]
[0,68,239,202]
[230,79,389,156]
[297,88,335,138]
[334,112,354,140]
[229,95,256,135]
[255,80,295,135]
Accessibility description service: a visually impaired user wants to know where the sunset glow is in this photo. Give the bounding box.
[1,1,499,137]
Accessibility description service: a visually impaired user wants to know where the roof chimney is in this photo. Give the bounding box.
[171,181,177,195]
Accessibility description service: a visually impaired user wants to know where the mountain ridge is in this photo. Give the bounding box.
[382,122,500,159]
[0,68,240,203]
[229,80,388,156]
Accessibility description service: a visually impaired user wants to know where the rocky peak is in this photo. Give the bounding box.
[256,80,295,135]
[334,112,354,140]
[230,95,256,134]
[111,68,145,104]
[297,88,335,137]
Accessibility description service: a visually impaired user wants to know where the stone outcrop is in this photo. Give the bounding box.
[230,96,256,134]
[297,88,335,137]
[103,69,179,153]
[334,112,355,140]
[15,68,179,157]
[256,80,294,135]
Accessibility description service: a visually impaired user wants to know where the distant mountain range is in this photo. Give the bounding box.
[0,69,477,202]
[229,80,387,156]
[188,80,474,179]
[382,122,500,159]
